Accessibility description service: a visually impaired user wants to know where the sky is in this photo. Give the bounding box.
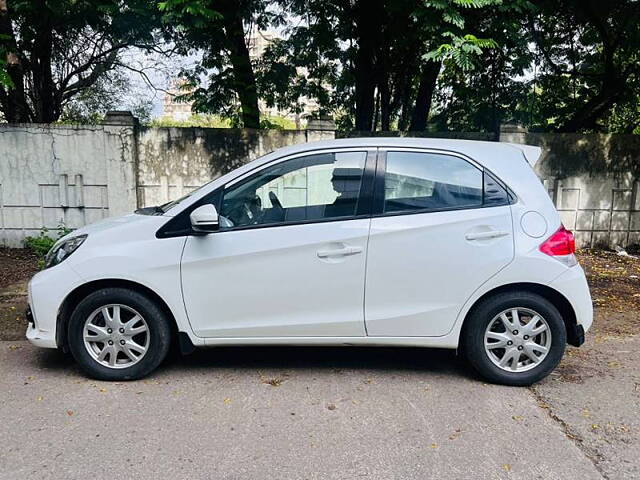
[118,47,202,119]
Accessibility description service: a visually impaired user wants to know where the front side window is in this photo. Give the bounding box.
[220,151,367,228]
[383,151,483,213]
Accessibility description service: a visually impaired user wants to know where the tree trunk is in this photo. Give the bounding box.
[31,4,57,122]
[219,2,260,129]
[378,25,391,131]
[353,0,379,131]
[409,61,440,131]
[391,62,417,131]
[558,79,623,132]
[0,0,31,122]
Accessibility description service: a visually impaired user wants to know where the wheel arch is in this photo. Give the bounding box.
[461,282,582,347]
[56,278,183,352]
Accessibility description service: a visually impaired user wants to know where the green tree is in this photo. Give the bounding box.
[527,0,640,132]
[159,0,279,128]
[255,0,505,132]
[0,0,161,123]
[430,1,534,132]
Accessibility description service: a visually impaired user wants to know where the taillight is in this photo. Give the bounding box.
[539,225,576,256]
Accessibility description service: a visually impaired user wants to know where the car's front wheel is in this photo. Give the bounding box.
[462,291,567,386]
[67,288,172,381]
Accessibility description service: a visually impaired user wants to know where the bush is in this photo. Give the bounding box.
[24,225,72,259]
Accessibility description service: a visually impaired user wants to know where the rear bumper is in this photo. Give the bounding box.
[567,324,585,347]
[549,264,593,346]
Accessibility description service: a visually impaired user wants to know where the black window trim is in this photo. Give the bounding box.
[371,147,515,219]
[156,147,377,238]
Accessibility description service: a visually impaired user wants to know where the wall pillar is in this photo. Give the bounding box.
[101,111,139,214]
[498,123,528,144]
[306,116,336,142]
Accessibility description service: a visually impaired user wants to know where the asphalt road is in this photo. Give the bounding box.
[0,342,605,480]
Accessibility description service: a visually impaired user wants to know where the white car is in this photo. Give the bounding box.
[26,138,592,385]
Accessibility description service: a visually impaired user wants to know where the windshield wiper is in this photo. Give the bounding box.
[134,205,165,216]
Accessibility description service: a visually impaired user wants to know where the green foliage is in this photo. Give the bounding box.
[424,34,498,70]
[0,0,162,123]
[24,225,72,260]
[148,114,233,128]
[0,34,13,89]
[259,115,297,130]
[0,58,12,89]
[147,113,297,129]
[2,0,638,133]
[421,0,503,71]
[158,0,278,128]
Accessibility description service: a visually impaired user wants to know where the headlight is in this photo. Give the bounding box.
[44,235,87,269]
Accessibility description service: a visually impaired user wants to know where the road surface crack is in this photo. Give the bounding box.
[529,386,608,479]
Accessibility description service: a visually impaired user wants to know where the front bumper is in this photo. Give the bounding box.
[26,321,57,348]
[25,262,82,350]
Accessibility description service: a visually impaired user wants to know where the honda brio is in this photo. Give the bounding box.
[26,138,592,385]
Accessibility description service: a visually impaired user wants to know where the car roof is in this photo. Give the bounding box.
[259,137,541,168]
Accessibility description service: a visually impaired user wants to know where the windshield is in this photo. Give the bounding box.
[159,180,214,213]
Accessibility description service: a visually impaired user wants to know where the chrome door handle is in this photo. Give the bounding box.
[317,246,363,258]
[465,230,510,241]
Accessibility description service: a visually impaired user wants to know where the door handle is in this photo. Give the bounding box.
[465,230,510,241]
[317,246,363,258]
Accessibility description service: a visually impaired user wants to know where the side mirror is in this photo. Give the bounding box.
[190,204,219,234]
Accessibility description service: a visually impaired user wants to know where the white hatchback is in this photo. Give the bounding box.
[26,138,592,385]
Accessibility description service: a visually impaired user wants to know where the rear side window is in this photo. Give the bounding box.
[383,151,483,213]
[483,171,511,206]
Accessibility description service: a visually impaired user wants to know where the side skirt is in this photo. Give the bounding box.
[200,335,459,349]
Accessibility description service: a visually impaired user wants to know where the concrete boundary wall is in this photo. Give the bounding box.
[0,114,638,248]
[501,126,640,248]
[0,122,137,247]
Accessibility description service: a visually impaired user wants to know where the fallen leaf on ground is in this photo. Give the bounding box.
[263,378,283,387]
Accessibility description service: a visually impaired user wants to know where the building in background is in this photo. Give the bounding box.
[162,80,193,122]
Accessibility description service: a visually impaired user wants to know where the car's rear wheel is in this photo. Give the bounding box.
[67,288,171,380]
[462,291,567,386]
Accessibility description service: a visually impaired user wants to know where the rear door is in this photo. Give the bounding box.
[364,148,514,337]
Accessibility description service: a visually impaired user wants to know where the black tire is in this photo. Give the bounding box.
[462,291,566,386]
[67,288,172,381]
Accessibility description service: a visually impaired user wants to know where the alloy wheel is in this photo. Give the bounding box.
[82,304,150,369]
[483,307,552,373]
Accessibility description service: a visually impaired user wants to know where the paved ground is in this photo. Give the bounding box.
[1,342,604,480]
[0,249,638,479]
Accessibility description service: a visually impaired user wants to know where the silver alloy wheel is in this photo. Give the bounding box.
[484,307,552,373]
[83,304,150,369]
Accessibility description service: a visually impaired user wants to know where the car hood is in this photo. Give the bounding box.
[61,213,166,241]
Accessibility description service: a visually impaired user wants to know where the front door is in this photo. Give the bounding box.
[181,149,375,338]
[364,149,515,337]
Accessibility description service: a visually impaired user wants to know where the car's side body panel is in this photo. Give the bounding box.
[26,214,206,348]
[181,218,371,337]
[365,205,514,336]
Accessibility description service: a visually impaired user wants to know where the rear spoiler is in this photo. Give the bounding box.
[504,143,542,167]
